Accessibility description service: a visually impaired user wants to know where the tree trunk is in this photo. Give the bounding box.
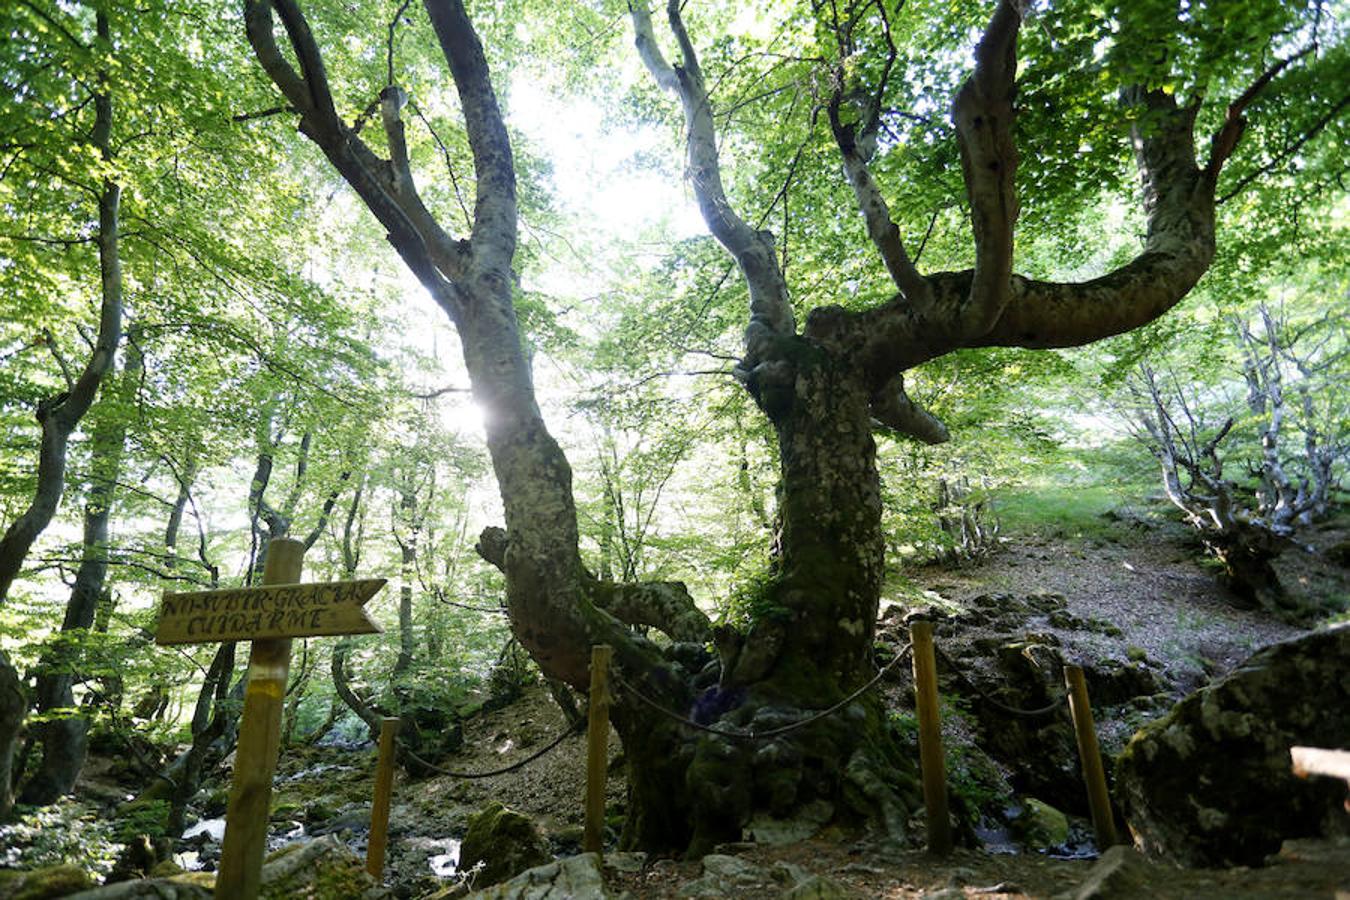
[1208,527,1293,614]
[21,340,140,805]
[0,31,122,817]
[0,654,23,819]
[610,343,914,854]
[393,481,417,679]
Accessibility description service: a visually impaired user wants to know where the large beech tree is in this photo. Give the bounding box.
[243,0,1340,853]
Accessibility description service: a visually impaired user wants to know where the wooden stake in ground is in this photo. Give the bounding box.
[910,620,952,856]
[153,537,385,899]
[583,644,613,854]
[1064,664,1118,849]
[367,717,401,878]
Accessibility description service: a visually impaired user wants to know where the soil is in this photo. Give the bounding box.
[29,507,1349,898]
[358,508,1348,897]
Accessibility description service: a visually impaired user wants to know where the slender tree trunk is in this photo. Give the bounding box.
[0,31,122,816]
[0,656,22,817]
[21,340,141,805]
[393,481,417,679]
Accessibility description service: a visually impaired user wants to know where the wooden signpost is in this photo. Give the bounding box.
[154,537,385,899]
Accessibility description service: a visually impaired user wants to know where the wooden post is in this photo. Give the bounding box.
[910,620,952,856]
[1064,664,1118,849]
[583,644,613,854]
[366,717,401,878]
[217,537,305,899]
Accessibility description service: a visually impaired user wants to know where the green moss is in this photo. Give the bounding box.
[460,802,550,886]
[1011,798,1070,848]
[0,864,92,899]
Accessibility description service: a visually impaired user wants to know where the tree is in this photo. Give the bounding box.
[1125,303,1347,610]
[0,4,124,818]
[242,0,1343,853]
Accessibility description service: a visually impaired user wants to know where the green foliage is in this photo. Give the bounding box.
[0,802,119,878]
[718,564,788,629]
[110,799,170,843]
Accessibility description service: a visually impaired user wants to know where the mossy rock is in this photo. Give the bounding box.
[1009,797,1070,849]
[0,865,92,899]
[459,802,551,887]
[259,835,390,898]
[1116,624,1350,867]
[270,800,304,822]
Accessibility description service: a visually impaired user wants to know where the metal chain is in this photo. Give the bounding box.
[611,642,914,742]
[934,643,1066,717]
[397,714,586,779]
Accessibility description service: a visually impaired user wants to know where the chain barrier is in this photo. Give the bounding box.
[610,641,914,743]
[397,712,586,779]
[933,643,1066,717]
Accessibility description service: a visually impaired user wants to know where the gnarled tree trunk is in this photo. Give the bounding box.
[245,0,1293,855]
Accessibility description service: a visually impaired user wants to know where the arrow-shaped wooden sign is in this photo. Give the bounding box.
[155,578,386,645]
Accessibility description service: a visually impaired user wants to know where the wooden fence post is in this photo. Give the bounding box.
[583,644,613,854]
[217,537,305,899]
[1064,664,1118,849]
[910,621,952,856]
[366,716,401,878]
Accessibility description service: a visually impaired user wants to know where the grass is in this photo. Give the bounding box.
[994,482,1146,540]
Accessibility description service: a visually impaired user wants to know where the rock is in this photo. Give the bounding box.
[1067,845,1153,899]
[466,853,613,899]
[0,865,92,899]
[459,802,552,887]
[1010,797,1070,849]
[259,836,391,898]
[781,873,856,899]
[603,852,647,874]
[677,854,766,897]
[65,878,213,899]
[1116,624,1350,867]
[745,799,834,844]
[270,800,303,823]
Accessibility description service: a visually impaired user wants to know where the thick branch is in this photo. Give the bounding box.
[951,0,1021,339]
[423,0,517,276]
[630,1,795,356]
[870,375,950,444]
[244,0,469,308]
[590,579,713,644]
[827,53,930,305]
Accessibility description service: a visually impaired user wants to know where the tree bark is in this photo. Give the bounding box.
[21,338,141,805]
[0,21,122,816]
[0,654,22,819]
[245,0,1294,855]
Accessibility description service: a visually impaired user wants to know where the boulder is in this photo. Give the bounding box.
[782,874,856,899]
[466,853,612,899]
[259,836,391,898]
[1067,845,1153,900]
[1115,624,1350,867]
[0,865,92,900]
[1009,797,1070,850]
[459,802,552,888]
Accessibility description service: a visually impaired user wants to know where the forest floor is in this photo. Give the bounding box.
[11,502,1347,897]
[303,503,1348,898]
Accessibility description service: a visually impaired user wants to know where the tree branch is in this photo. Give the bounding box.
[630,0,796,360]
[870,374,950,444]
[1205,46,1313,184]
[951,0,1021,338]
